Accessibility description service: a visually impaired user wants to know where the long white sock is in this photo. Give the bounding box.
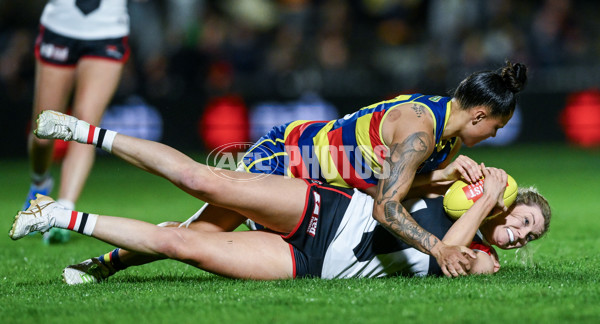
[53,209,98,236]
[72,120,117,153]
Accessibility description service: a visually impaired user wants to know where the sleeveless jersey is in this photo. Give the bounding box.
[40,0,129,40]
[242,94,458,190]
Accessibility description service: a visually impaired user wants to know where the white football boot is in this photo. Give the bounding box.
[34,110,89,141]
[9,194,64,240]
[63,258,113,285]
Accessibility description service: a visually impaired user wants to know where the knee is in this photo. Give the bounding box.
[153,228,191,260]
[177,165,220,199]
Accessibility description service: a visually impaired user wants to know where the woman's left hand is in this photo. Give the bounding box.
[481,166,508,212]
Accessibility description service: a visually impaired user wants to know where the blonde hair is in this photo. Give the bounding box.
[515,186,551,238]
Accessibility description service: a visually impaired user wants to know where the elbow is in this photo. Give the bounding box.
[371,205,386,223]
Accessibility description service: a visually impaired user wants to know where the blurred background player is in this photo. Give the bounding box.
[24,0,130,243]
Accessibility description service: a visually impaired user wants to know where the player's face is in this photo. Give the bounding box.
[481,204,545,250]
[460,109,512,147]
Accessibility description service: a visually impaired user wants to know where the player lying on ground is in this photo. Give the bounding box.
[9,112,551,282]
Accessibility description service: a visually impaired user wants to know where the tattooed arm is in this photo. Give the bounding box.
[376,105,475,277]
[375,134,442,253]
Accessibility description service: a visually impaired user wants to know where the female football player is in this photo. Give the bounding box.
[11,111,549,282]
[10,123,551,281]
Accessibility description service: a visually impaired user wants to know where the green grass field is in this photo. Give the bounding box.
[1,144,599,323]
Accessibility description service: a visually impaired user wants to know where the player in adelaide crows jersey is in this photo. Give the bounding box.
[242,94,457,190]
[15,112,550,282]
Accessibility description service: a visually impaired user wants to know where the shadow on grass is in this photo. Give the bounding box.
[111,274,227,284]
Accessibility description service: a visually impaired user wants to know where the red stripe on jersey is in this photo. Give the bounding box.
[282,180,314,240]
[327,128,370,189]
[67,211,78,230]
[87,125,96,144]
[289,244,297,279]
[469,242,492,255]
[316,183,353,199]
[285,123,310,178]
[369,110,388,163]
[286,145,309,179]
[284,121,323,147]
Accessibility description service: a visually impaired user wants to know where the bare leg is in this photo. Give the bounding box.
[111,205,247,268]
[29,62,75,176]
[109,133,307,233]
[185,205,247,232]
[37,114,309,270]
[92,215,293,280]
[58,59,124,204]
[65,133,305,274]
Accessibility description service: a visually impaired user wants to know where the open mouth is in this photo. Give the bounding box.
[506,228,515,244]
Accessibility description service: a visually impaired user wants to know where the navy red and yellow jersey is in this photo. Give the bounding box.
[241,94,459,189]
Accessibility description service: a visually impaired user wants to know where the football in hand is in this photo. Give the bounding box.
[443,174,518,220]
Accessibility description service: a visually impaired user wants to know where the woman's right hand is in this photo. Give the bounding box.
[440,155,483,184]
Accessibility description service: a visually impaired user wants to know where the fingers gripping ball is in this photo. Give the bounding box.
[443,174,518,220]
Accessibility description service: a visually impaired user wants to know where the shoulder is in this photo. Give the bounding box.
[382,103,436,147]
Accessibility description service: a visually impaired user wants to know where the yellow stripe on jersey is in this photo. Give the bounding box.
[241,138,285,172]
[312,120,350,188]
[378,95,426,146]
[282,121,307,177]
[245,152,288,172]
[377,94,452,153]
[355,111,383,174]
[360,94,414,112]
[425,105,437,140]
[437,100,452,152]
[283,120,311,139]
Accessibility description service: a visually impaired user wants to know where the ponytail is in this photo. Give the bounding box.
[452,60,528,117]
[500,61,527,93]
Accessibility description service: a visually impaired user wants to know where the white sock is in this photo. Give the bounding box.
[56,199,75,211]
[53,209,98,236]
[73,120,117,153]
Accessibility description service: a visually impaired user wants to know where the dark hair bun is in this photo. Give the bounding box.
[500,61,527,93]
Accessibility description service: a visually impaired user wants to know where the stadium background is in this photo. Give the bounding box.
[1,2,600,322]
[1,0,600,157]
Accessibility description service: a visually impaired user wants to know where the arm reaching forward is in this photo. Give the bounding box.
[374,107,475,277]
